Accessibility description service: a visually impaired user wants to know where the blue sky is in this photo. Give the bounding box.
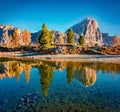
[0,0,120,35]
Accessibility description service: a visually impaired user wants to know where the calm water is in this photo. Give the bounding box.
[0,59,120,112]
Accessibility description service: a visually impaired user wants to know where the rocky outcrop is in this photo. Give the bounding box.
[52,30,67,43]
[0,24,31,46]
[0,25,14,44]
[68,18,103,45]
[0,18,116,46]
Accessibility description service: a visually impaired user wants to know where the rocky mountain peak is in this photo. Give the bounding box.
[86,18,98,29]
[0,24,14,30]
[68,18,103,45]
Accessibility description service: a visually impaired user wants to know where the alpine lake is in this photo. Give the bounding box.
[0,58,120,112]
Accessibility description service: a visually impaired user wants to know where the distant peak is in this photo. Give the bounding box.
[85,17,96,21]
[5,25,14,29]
[0,24,14,30]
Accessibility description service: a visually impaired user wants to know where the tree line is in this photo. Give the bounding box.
[38,23,120,49]
[38,23,86,50]
[1,23,119,49]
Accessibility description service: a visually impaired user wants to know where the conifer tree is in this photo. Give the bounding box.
[78,34,86,47]
[66,62,75,84]
[38,23,53,49]
[67,29,74,45]
[38,63,54,97]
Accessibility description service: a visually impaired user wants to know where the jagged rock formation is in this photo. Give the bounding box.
[0,25,20,44]
[0,25,14,44]
[0,18,117,46]
[52,30,67,43]
[0,24,31,46]
[68,18,103,45]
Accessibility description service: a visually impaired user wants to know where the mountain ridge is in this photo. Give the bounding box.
[0,18,116,46]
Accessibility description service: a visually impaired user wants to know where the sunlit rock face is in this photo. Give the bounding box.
[0,24,31,46]
[0,24,14,44]
[30,18,115,45]
[68,18,103,45]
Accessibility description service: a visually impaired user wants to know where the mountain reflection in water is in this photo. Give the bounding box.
[0,60,120,98]
[0,59,120,112]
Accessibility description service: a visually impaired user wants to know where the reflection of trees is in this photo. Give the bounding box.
[0,60,120,91]
[55,61,67,71]
[97,63,120,74]
[8,62,22,81]
[23,64,31,83]
[38,62,54,97]
[0,64,7,74]
[54,61,97,87]
[66,62,75,84]
[54,62,97,87]
[0,61,31,83]
[0,64,8,79]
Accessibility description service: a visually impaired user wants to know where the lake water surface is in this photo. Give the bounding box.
[0,59,120,112]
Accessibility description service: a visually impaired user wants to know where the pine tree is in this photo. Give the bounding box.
[23,64,31,83]
[38,63,54,97]
[66,62,75,84]
[112,34,120,46]
[78,34,86,47]
[38,23,53,49]
[22,29,31,46]
[13,28,20,47]
[67,29,74,45]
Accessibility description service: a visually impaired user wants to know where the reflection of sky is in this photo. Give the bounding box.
[0,0,120,35]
